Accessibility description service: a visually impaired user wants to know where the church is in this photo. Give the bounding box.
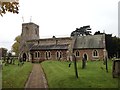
[19,22,108,62]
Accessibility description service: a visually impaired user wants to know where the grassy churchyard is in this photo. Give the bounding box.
[2,60,33,88]
[41,60,118,88]
[2,59,119,88]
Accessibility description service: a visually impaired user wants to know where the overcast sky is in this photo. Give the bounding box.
[0,0,119,51]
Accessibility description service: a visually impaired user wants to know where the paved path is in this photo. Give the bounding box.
[25,64,48,88]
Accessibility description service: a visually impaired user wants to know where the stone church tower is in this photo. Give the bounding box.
[19,22,39,61]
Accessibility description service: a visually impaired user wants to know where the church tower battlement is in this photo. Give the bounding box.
[21,22,39,41]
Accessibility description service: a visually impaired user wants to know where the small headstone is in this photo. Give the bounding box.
[72,54,78,78]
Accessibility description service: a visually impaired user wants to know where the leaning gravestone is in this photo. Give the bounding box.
[69,55,79,78]
[112,59,120,78]
[72,54,79,78]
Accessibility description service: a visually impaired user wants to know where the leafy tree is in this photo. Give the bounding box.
[71,25,92,37]
[106,35,120,58]
[12,35,21,56]
[0,1,19,16]
[94,31,105,35]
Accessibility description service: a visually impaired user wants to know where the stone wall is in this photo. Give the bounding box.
[30,48,104,62]
[30,50,68,62]
[74,49,104,61]
[21,23,39,40]
[19,22,39,59]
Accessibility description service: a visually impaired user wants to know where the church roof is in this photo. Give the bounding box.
[27,43,35,49]
[27,37,72,42]
[74,35,105,49]
[28,35,105,51]
[30,44,69,51]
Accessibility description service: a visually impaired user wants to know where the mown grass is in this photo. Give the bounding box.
[2,60,33,88]
[41,60,118,88]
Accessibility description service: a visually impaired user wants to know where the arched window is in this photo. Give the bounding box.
[48,51,51,58]
[35,28,38,35]
[45,51,48,59]
[76,51,80,57]
[57,52,59,58]
[34,51,41,59]
[26,26,29,35]
[93,50,99,57]
[45,51,51,59]
[38,52,40,58]
[60,52,62,58]
[56,51,62,59]
[34,52,38,58]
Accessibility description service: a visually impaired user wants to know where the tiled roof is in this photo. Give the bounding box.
[28,35,105,51]
[30,44,69,51]
[74,35,104,49]
[27,37,72,42]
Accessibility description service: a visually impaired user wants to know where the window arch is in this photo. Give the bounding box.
[35,28,38,35]
[93,50,99,57]
[60,52,62,58]
[45,51,51,59]
[48,51,51,58]
[75,51,80,57]
[57,51,59,58]
[45,51,48,59]
[25,26,29,35]
[34,51,41,59]
[34,51,38,58]
[38,52,40,58]
[56,51,62,59]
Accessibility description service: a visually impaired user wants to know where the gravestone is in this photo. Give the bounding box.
[82,57,87,69]
[105,56,108,73]
[112,59,120,78]
[72,54,78,78]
